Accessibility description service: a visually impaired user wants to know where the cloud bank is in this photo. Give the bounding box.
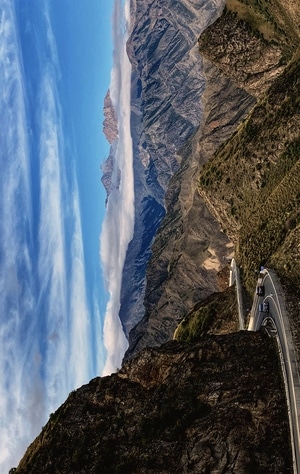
[0,1,103,470]
[100,0,134,375]
[0,1,36,468]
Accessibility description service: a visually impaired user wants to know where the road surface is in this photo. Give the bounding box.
[248,268,300,473]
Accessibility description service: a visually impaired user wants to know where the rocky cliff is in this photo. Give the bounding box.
[15,332,291,473]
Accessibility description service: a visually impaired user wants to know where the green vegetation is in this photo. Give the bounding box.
[226,0,300,49]
[174,305,214,343]
[199,48,300,292]
[174,288,238,343]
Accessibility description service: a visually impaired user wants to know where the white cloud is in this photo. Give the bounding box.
[37,69,70,410]
[68,178,92,388]
[0,1,102,470]
[0,1,38,471]
[92,291,106,375]
[100,0,134,375]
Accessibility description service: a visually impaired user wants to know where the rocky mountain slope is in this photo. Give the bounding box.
[15,332,290,473]
[119,0,225,334]
[125,56,255,359]
[14,0,300,472]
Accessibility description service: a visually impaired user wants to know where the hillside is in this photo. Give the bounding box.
[119,0,225,335]
[197,0,300,360]
[15,333,290,473]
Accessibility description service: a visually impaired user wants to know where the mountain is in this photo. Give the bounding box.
[124,0,300,360]
[119,0,225,335]
[124,54,255,359]
[101,90,120,203]
[15,0,300,472]
[15,332,290,473]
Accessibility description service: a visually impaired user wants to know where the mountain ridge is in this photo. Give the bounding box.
[124,39,256,360]
[119,0,225,336]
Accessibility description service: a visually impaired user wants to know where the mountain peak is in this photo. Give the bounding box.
[102,89,118,145]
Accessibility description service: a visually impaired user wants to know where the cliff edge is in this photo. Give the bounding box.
[15,333,290,473]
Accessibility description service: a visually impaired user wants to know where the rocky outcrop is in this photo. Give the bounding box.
[198,7,286,97]
[15,332,291,473]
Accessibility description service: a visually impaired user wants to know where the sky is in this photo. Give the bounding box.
[0,0,132,471]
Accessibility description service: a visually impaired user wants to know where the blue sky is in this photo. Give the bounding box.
[0,0,116,470]
[49,0,113,318]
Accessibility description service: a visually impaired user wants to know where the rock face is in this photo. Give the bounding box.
[15,332,291,473]
[119,0,226,335]
[198,6,286,97]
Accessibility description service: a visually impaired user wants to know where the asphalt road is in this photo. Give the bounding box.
[248,268,300,473]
